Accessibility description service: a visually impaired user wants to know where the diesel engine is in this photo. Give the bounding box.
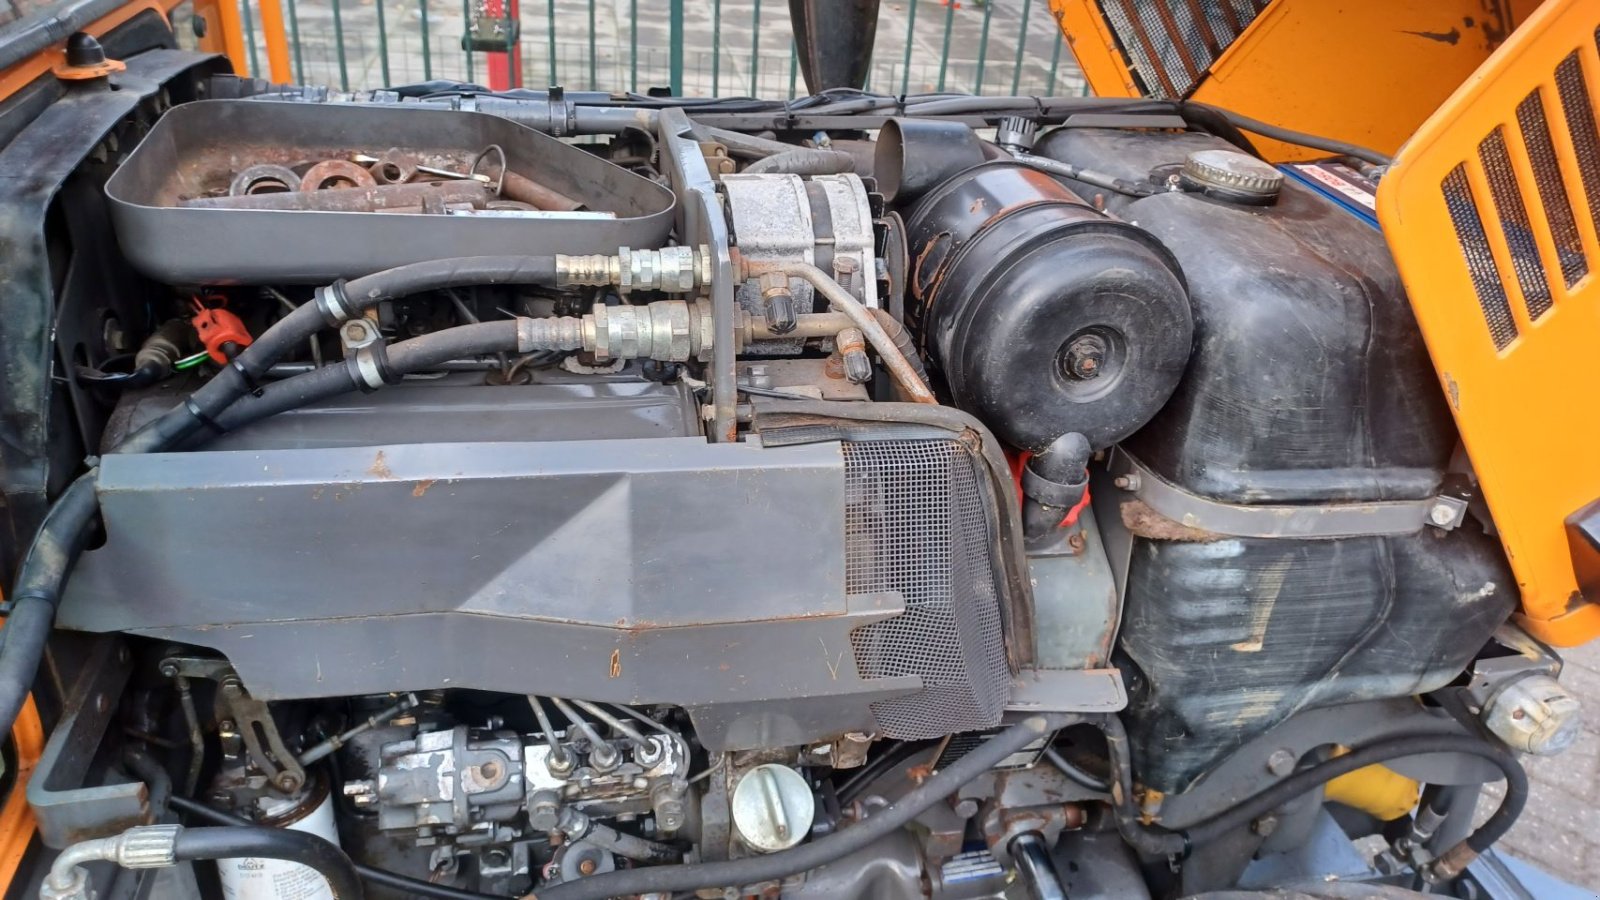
[0,42,1578,900]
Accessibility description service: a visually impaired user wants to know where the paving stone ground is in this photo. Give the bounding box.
[1480,640,1600,890]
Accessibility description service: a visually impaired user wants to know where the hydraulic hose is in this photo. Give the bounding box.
[119,256,559,454]
[531,713,1074,900]
[202,321,533,437]
[2,258,561,739]
[1096,715,1527,880]
[169,796,509,900]
[172,826,363,899]
[0,472,99,738]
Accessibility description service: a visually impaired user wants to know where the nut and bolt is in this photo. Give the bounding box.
[1429,501,1459,527]
[1113,473,1142,491]
[1062,334,1108,380]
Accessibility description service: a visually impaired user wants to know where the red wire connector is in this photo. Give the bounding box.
[190,295,252,365]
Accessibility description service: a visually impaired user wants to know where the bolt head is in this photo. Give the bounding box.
[1266,748,1296,777]
[1062,334,1109,381]
[1429,502,1457,527]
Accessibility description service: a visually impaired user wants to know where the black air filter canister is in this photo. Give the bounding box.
[904,161,1192,452]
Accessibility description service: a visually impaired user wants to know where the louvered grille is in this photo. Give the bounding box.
[1097,0,1270,99]
[1380,0,1600,644]
[1439,44,1600,349]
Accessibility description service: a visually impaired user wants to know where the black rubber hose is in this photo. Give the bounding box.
[168,797,509,900]
[1193,103,1392,166]
[120,257,558,454]
[532,714,1073,900]
[0,472,99,737]
[203,321,524,436]
[1,262,553,734]
[172,825,364,899]
[1096,715,1527,872]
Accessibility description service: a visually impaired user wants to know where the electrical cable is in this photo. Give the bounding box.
[169,796,510,900]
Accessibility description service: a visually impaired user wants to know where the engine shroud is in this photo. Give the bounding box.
[60,377,1018,751]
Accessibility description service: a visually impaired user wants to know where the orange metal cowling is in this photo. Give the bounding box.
[1378,0,1600,646]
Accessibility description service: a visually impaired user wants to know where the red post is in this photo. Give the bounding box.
[485,0,523,89]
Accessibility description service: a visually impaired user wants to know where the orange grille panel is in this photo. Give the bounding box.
[1378,0,1600,646]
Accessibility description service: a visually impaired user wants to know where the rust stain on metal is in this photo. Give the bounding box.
[368,450,394,479]
[608,649,622,678]
[1120,499,1221,542]
[411,479,436,497]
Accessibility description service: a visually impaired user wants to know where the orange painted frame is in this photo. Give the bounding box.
[1377,0,1600,646]
[1046,0,1535,162]
[0,699,44,889]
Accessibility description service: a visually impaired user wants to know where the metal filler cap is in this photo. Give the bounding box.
[731,763,816,852]
[1181,149,1285,203]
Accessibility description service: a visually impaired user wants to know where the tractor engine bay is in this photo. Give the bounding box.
[2,51,1567,900]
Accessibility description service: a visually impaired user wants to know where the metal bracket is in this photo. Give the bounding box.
[158,656,306,793]
[1107,448,1468,539]
[28,639,148,849]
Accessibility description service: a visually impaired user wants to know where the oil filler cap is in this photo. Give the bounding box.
[1180,149,1284,204]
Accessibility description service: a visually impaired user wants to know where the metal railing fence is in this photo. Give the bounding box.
[174,0,1086,99]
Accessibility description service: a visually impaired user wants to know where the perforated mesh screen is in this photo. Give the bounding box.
[1441,165,1519,349]
[1557,52,1600,238]
[1516,88,1588,289]
[843,439,1011,739]
[1098,0,1269,99]
[1479,127,1555,319]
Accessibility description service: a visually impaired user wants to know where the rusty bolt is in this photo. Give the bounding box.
[480,760,502,781]
[577,858,598,876]
[1067,533,1087,553]
[1062,334,1108,381]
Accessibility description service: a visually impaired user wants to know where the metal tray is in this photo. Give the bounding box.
[106,100,676,284]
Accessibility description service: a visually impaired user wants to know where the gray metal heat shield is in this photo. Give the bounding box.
[58,438,920,751]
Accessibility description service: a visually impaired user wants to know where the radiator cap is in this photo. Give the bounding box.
[1181,149,1284,204]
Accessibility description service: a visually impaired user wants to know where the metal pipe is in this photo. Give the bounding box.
[298,693,419,766]
[742,261,936,404]
[549,697,619,769]
[175,676,204,798]
[1010,832,1067,900]
[527,697,574,771]
[569,700,652,751]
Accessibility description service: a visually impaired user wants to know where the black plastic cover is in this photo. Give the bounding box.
[1037,129,1456,503]
[903,161,1193,452]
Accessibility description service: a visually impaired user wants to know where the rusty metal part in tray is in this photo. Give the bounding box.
[105,100,675,284]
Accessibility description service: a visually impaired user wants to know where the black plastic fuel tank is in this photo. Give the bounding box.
[1037,128,1517,793]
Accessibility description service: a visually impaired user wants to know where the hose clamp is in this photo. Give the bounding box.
[350,344,396,392]
[314,280,356,326]
[1021,465,1088,508]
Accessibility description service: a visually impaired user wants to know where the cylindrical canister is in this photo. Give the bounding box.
[217,778,339,900]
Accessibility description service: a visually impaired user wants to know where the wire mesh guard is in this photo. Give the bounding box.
[844,439,1011,740]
